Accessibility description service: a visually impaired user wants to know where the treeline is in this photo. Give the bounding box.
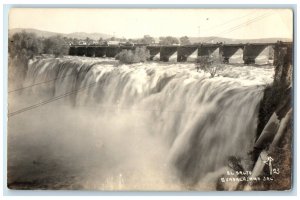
[76,35,191,46]
[8,32,70,89]
[9,31,69,59]
[8,31,193,61]
[158,36,191,45]
[132,35,191,45]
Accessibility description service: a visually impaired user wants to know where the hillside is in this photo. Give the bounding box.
[188,37,292,44]
[9,28,112,40]
[9,28,292,44]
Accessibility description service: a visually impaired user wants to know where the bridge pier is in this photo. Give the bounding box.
[268,45,275,61]
[273,42,291,66]
[243,44,269,65]
[76,46,87,56]
[106,46,120,57]
[197,45,220,62]
[95,47,107,57]
[86,47,96,57]
[69,46,77,56]
[177,46,198,62]
[160,46,178,62]
[147,46,160,60]
[273,42,293,86]
[219,45,243,64]
[198,45,219,56]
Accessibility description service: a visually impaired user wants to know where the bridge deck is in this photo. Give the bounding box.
[70,42,291,48]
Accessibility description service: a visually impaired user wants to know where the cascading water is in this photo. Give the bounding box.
[8,56,274,190]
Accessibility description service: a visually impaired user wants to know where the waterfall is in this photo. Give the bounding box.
[8,57,273,190]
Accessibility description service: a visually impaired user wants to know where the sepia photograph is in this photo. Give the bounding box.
[6,7,293,191]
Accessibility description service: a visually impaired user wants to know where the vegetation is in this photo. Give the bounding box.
[127,35,155,44]
[8,31,70,88]
[180,36,191,45]
[9,31,69,59]
[43,35,69,57]
[84,37,92,45]
[8,32,43,89]
[115,47,150,64]
[159,36,179,45]
[139,35,155,44]
[9,31,43,60]
[196,53,224,78]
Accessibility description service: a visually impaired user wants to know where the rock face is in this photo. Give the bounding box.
[249,42,293,190]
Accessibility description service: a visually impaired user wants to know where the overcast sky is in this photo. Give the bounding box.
[9,8,293,39]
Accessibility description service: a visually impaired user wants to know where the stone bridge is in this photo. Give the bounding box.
[69,42,292,65]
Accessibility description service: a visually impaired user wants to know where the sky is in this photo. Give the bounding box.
[9,8,293,39]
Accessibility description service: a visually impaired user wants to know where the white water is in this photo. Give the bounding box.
[8,57,274,190]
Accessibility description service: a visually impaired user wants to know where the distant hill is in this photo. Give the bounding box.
[9,28,59,38]
[188,37,292,44]
[9,28,112,40]
[9,28,292,44]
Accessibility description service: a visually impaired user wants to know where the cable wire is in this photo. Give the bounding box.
[8,81,98,118]
[8,74,74,93]
[201,10,258,33]
[203,11,274,43]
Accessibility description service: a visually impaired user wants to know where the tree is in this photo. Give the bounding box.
[43,35,69,57]
[98,37,104,43]
[159,36,179,45]
[85,37,92,45]
[140,35,155,44]
[180,36,191,45]
[8,31,44,89]
[72,38,79,45]
[196,52,224,78]
[9,31,43,59]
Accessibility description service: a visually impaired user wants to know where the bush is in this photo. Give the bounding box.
[196,53,224,78]
[115,47,150,64]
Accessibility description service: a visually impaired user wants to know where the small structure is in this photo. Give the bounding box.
[107,41,120,46]
[78,41,87,45]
